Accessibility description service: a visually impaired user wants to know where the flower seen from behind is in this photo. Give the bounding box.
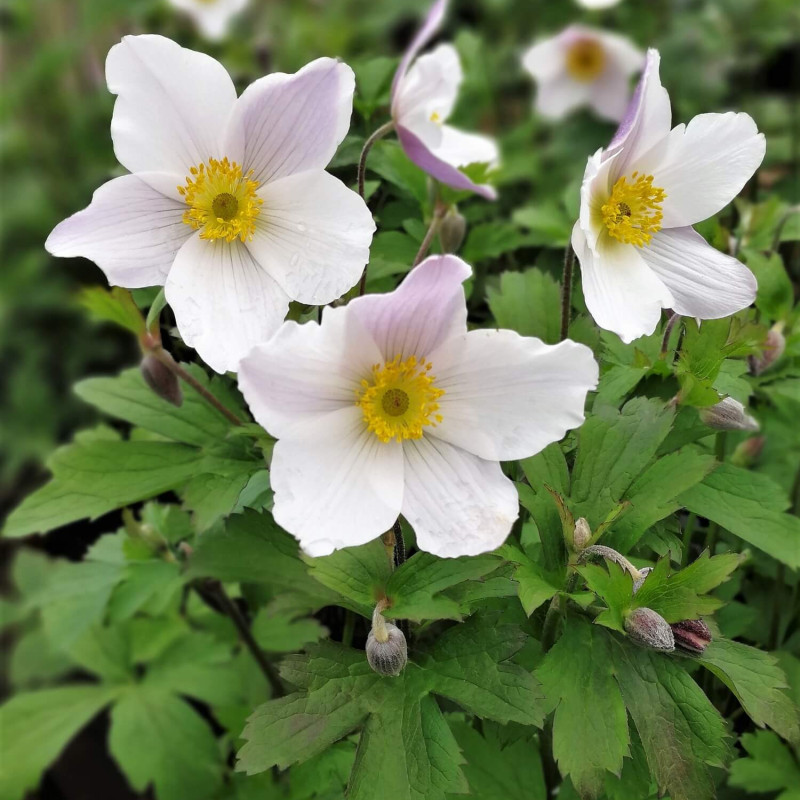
[166,0,249,41]
[391,0,499,199]
[46,35,375,373]
[522,26,644,122]
[572,49,765,343]
[238,256,598,558]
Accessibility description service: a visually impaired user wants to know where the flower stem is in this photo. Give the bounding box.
[660,312,682,358]
[150,345,243,427]
[342,609,356,647]
[392,518,406,567]
[412,204,447,267]
[704,432,727,554]
[559,245,575,342]
[357,120,395,201]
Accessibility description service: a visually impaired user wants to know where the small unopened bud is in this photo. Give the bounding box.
[141,354,183,407]
[439,208,467,253]
[573,518,591,551]
[749,323,786,376]
[624,608,675,652]
[366,600,407,677]
[699,397,759,432]
[731,436,765,468]
[670,618,712,654]
[632,566,652,594]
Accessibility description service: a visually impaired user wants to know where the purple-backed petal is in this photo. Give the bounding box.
[396,124,497,199]
[391,0,449,106]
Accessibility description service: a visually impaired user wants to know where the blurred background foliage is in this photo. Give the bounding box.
[1,0,797,513]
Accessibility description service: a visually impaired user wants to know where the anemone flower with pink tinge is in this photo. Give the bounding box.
[166,0,249,41]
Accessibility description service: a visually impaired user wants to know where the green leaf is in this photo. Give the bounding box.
[4,437,205,537]
[577,561,634,632]
[499,544,559,615]
[678,463,800,568]
[304,539,393,617]
[728,731,800,798]
[75,367,234,446]
[183,466,257,531]
[0,685,119,800]
[385,551,502,620]
[610,635,730,800]
[107,560,183,622]
[252,600,327,653]
[536,620,630,798]
[698,639,800,742]
[743,249,794,319]
[487,268,561,343]
[78,286,145,335]
[109,686,224,800]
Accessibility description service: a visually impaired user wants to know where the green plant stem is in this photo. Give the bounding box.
[681,512,697,567]
[559,245,575,342]
[150,346,243,427]
[392,518,406,567]
[704,433,727,554]
[412,204,447,267]
[342,610,356,648]
[660,312,682,358]
[540,595,563,655]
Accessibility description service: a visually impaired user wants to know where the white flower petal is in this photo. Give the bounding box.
[640,227,757,319]
[573,221,673,343]
[391,0,448,101]
[401,436,518,558]
[522,38,565,83]
[435,125,499,168]
[589,69,633,123]
[349,255,471,362]
[106,35,237,176]
[247,171,375,305]
[224,58,355,186]
[634,112,766,228]
[167,0,248,41]
[534,73,593,120]
[428,331,598,461]
[165,235,289,373]
[45,174,190,288]
[393,43,462,127]
[601,31,646,76]
[271,407,404,557]
[238,305,382,439]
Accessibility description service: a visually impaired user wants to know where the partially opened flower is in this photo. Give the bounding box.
[522,26,643,122]
[572,49,765,343]
[238,255,598,558]
[390,0,499,199]
[46,35,374,373]
[166,0,248,41]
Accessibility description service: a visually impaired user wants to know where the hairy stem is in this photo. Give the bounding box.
[660,312,682,358]
[559,245,575,342]
[150,346,243,427]
[413,204,447,267]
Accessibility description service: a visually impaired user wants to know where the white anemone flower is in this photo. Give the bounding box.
[576,0,623,9]
[166,0,248,41]
[522,26,644,122]
[238,255,598,558]
[46,36,375,373]
[572,49,765,343]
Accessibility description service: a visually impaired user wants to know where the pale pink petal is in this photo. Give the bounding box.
[535,73,594,120]
[436,125,499,168]
[165,235,289,373]
[522,37,565,83]
[45,174,190,288]
[349,254,470,362]
[428,331,598,461]
[634,112,766,228]
[640,227,757,319]
[601,31,645,76]
[391,0,449,102]
[167,0,249,41]
[224,58,355,186]
[589,69,633,123]
[572,221,673,343]
[238,305,382,440]
[247,171,375,305]
[271,407,404,556]
[401,436,518,557]
[106,35,237,176]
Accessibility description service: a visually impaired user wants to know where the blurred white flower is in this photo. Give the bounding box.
[46,36,374,373]
[238,256,598,558]
[166,0,249,41]
[391,0,499,199]
[572,49,765,343]
[523,25,644,122]
[575,0,623,9]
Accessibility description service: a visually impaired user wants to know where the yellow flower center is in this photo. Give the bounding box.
[430,110,442,124]
[601,172,666,247]
[565,38,606,82]
[178,157,263,243]
[356,355,444,443]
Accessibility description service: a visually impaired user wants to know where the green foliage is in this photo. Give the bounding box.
[728,731,800,800]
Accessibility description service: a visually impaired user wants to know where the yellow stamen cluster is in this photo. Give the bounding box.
[601,172,666,247]
[565,38,606,82]
[356,355,444,443]
[430,110,442,124]
[178,157,262,243]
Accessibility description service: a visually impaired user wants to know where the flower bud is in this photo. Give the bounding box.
[439,208,467,253]
[731,436,765,468]
[632,566,652,594]
[670,618,712,654]
[749,323,786,376]
[624,608,675,652]
[573,517,591,551]
[699,397,759,432]
[366,601,407,677]
[141,354,183,407]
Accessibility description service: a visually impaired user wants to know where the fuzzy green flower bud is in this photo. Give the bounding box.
[731,436,765,468]
[699,397,759,432]
[141,354,183,407]
[439,207,467,253]
[573,517,591,551]
[749,323,786,376]
[670,618,712,654]
[624,607,675,651]
[366,600,407,677]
